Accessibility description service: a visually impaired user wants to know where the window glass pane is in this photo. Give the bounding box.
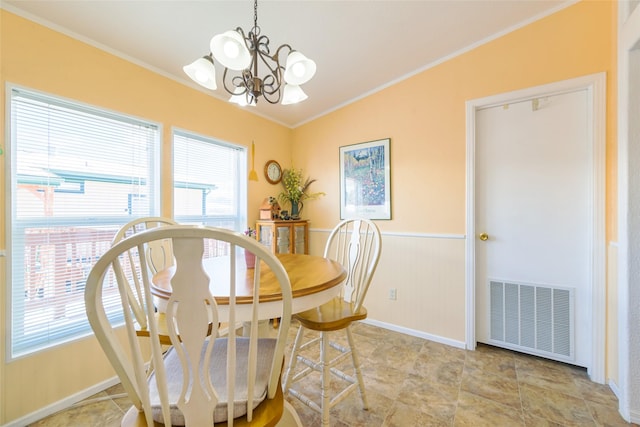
[173,131,246,231]
[9,87,160,358]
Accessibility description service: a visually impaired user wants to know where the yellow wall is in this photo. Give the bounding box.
[0,0,619,424]
[294,1,616,237]
[292,0,618,383]
[0,10,291,424]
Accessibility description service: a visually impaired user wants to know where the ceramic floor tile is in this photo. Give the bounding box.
[515,354,587,398]
[328,390,387,427]
[412,353,465,388]
[29,397,125,427]
[520,383,596,426]
[396,372,460,407]
[575,375,622,406]
[523,412,565,427]
[421,339,467,363]
[367,340,423,374]
[461,366,521,408]
[587,400,635,427]
[30,324,635,427]
[454,390,525,427]
[464,344,518,381]
[383,400,456,427]
[360,363,407,401]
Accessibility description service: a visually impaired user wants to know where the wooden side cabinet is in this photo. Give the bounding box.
[256,220,309,255]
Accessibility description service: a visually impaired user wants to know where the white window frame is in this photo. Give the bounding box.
[172,128,247,232]
[6,85,161,359]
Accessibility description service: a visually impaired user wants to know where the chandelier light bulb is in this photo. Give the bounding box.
[284,51,316,85]
[281,84,308,105]
[194,70,209,83]
[223,40,240,59]
[292,62,306,78]
[210,30,251,70]
[229,87,256,107]
[183,55,217,90]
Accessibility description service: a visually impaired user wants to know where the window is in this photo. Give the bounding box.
[173,130,246,231]
[8,87,160,358]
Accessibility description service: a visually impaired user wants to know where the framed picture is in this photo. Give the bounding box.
[339,138,391,220]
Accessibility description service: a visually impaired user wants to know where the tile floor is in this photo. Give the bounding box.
[30,321,636,426]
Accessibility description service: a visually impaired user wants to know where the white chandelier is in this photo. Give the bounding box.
[183,0,316,106]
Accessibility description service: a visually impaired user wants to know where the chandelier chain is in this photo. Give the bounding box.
[254,0,258,32]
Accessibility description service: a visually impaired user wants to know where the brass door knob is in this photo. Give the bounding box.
[479,232,489,241]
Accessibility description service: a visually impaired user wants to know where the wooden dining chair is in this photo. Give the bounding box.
[111,217,178,341]
[283,218,381,426]
[86,225,300,426]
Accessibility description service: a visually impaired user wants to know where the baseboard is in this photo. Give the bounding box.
[607,379,621,401]
[362,319,466,349]
[606,379,632,423]
[1,376,120,427]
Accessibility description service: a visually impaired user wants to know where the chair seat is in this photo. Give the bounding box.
[147,338,276,425]
[293,297,367,332]
[121,383,284,427]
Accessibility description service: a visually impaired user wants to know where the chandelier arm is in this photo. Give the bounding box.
[272,43,294,62]
[261,89,281,104]
[255,51,283,85]
[221,67,246,96]
[261,74,280,98]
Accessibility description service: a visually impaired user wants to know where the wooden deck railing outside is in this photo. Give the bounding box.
[21,225,230,324]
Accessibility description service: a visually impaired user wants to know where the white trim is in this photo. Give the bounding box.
[362,319,466,349]
[309,228,465,240]
[0,1,577,130]
[0,3,289,129]
[465,73,607,384]
[465,101,477,351]
[608,379,621,401]
[295,1,579,128]
[617,1,640,422]
[1,376,120,427]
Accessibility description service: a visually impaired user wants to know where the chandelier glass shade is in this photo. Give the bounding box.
[183,0,316,106]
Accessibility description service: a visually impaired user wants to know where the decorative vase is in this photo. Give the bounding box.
[290,200,302,219]
[244,250,256,269]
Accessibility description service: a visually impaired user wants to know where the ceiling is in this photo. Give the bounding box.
[2,0,572,128]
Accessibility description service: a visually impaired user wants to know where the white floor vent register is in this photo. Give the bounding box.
[489,280,574,362]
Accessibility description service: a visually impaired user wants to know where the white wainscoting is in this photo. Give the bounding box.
[309,229,467,347]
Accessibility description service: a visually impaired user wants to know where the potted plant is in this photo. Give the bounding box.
[277,168,325,219]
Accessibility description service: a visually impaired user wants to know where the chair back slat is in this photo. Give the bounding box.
[86,225,292,426]
[167,236,218,426]
[323,219,381,312]
[111,217,178,330]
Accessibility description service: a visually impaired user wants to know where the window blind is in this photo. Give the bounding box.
[8,87,160,358]
[173,130,246,231]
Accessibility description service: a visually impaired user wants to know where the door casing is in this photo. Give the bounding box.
[465,73,606,383]
[616,1,640,421]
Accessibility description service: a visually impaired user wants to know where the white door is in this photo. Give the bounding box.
[475,89,591,367]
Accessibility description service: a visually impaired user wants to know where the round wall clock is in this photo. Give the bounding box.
[264,160,282,185]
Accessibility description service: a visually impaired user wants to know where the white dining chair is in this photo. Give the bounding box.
[111,217,178,339]
[86,225,300,426]
[283,218,382,426]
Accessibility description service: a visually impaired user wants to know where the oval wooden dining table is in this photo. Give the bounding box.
[150,253,347,322]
